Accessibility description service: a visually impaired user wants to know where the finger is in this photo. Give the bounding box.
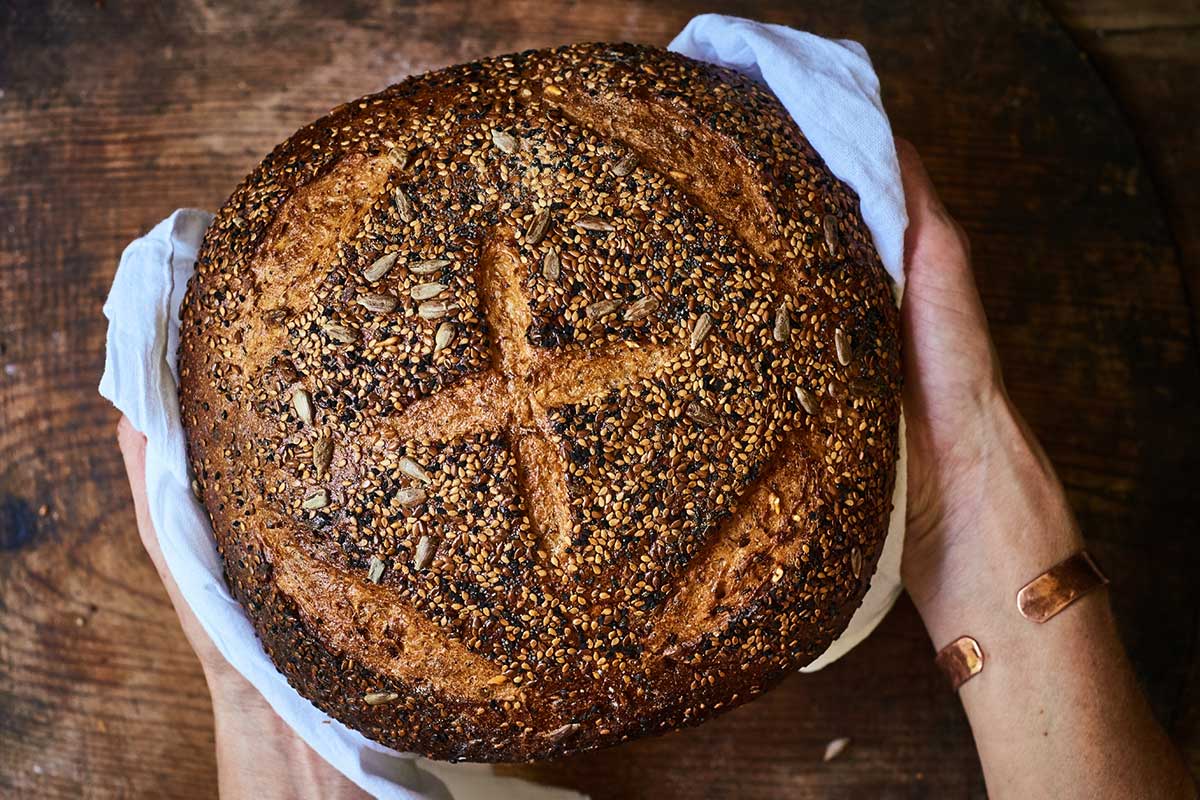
[896,139,971,273]
[896,141,986,326]
[117,415,233,675]
[896,137,951,230]
[117,416,162,565]
[894,141,1000,398]
[116,416,199,624]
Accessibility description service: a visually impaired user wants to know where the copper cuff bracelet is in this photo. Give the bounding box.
[935,636,984,690]
[936,550,1107,690]
[1016,551,1108,623]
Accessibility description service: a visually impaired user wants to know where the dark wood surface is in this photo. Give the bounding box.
[2,1,1198,797]
[1049,0,1200,329]
[1043,1,1200,771]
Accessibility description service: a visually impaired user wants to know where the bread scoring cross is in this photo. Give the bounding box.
[361,232,682,563]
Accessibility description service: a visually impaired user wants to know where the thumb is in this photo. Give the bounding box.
[116,415,212,647]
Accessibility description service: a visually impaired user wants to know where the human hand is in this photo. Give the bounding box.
[892,141,1192,798]
[117,416,368,799]
[117,415,249,686]
[894,139,1083,644]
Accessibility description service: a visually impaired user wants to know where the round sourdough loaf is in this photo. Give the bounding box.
[178,42,901,762]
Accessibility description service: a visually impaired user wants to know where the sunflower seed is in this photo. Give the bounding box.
[323,322,357,343]
[393,188,415,223]
[411,282,447,301]
[546,723,580,742]
[543,83,563,99]
[796,386,819,415]
[689,313,713,349]
[399,456,432,484]
[585,298,620,319]
[367,555,385,584]
[409,258,450,275]
[835,327,852,365]
[364,691,400,706]
[414,535,435,569]
[624,296,658,322]
[525,208,551,245]
[823,737,851,762]
[823,214,840,256]
[386,147,409,169]
[231,215,247,229]
[292,389,314,424]
[851,547,863,579]
[541,248,561,280]
[358,293,397,314]
[686,401,719,426]
[491,128,518,154]
[575,214,615,232]
[773,305,791,342]
[312,434,333,477]
[611,152,638,177]
[397,487,427,507]
[433,322,456,355]
[301,489,328,510]
[418,300,450,319]
[363,251,399,283]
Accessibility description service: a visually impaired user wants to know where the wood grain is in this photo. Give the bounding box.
[1045,0,1200,415]
[2,0,1197,797]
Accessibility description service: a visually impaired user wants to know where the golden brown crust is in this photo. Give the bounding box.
[178,43,901,762]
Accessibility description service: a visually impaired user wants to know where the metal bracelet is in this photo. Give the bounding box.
[935,635,985,691]
[1016,551,1108,624]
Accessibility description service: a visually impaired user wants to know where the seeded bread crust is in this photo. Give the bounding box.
[178,43,901,763]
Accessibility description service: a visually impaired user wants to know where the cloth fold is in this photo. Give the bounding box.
[99,16,906,798]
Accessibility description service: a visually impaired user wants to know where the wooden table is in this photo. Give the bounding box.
[2,1,1198,797]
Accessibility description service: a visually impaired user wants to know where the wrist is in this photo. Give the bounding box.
[204,661,265,713]
[903,390,1084,647]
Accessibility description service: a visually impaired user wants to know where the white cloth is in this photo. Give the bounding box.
[670,15,908,283]
[99,16,906,799]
